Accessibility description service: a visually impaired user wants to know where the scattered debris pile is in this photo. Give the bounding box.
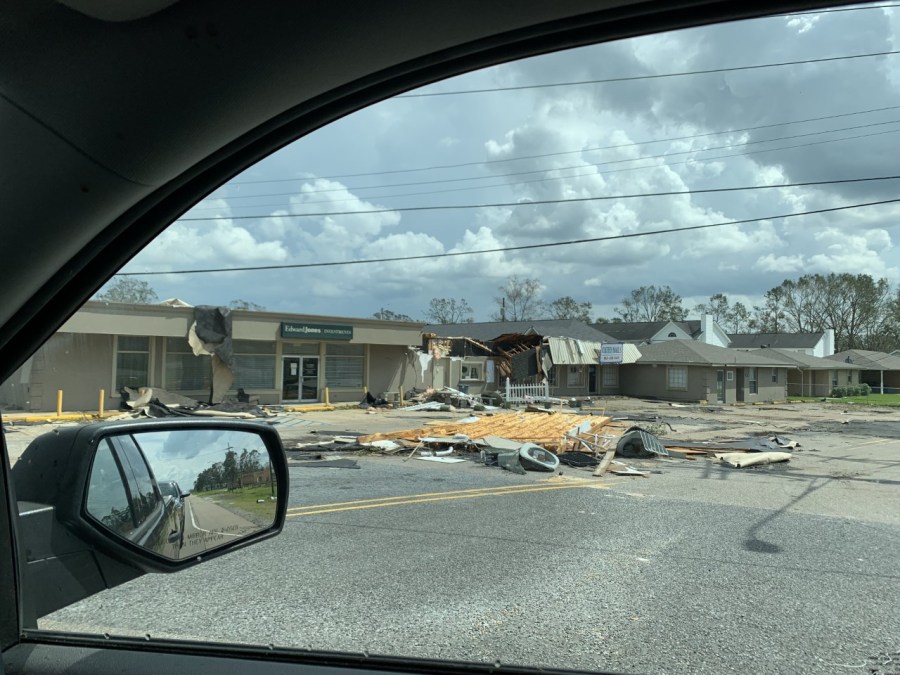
[113,387,273,419]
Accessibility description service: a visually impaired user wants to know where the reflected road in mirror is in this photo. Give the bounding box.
[86,428,277,560]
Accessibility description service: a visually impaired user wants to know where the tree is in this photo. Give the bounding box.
[425,298,474,324]
[547,296,592,322]
[94,278,158,304]
[491,275,544,321]
[749,287,786,333]
[725,301,751,333]
[615,285,686,322]
[222,449,240,490]
[694,293,730,323]
[373,309,416,321]
[229,299,266,311]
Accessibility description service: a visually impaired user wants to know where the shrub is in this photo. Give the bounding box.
[860,383,872,396]
[831,386,847,398]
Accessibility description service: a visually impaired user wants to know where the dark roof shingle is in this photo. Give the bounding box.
[424,319,614,343]
[727,332,825,349]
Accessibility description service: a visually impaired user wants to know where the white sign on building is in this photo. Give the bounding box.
[600,343,624,364]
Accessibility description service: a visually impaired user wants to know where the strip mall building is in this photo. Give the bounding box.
[0,301,424,412]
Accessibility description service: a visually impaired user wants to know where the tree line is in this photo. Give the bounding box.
[193,448,265,493]
[96,274,900,353]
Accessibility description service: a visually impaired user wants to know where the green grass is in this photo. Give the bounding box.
[788,393,900,406]
[834,394,900,407]
[195,484,278,519]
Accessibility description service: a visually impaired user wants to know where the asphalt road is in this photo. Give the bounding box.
[177,497,261,559]
[40,429,900,675]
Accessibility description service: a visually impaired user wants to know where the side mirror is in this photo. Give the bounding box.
[13,418,288,621]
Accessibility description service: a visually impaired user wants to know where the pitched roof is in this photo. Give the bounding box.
[423,319,615,343]
[826,349,900,371]
[596,320,701,342]
[727,332,825,349]
[759,348,862,370]
[634,340,793,367]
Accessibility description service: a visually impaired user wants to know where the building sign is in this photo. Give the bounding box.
[280,322,353,341]
[600,343,624,364]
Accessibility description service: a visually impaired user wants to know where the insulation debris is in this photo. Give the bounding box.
[717,451,792,468]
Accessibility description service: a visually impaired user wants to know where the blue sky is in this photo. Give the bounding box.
[110,5,900,323]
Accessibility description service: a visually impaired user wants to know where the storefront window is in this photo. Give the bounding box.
[164,337,210,392]
[325,343,364,387]
[115,336,149,391]
[233,340,276,389]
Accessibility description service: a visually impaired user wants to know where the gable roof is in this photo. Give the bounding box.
[758,348,862,371]
[634,340,793,367]
[826,349,900,371]
[727,332,825,349]
[424,319,615,343]
[597,320,701,342]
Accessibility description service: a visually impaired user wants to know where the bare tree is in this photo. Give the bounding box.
[373,308,416,321]
[425,298,474,324]
[615,285,685,322]
[229,299,266,311]
[94,278,159,304]
[491,276,544,321]
[547,296,592,322]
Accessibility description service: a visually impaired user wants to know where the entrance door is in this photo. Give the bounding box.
[588,365,597,394]
[282,356,319,402]
[716,370,725,403]
[300,357,319,401]
[735,369,745,402]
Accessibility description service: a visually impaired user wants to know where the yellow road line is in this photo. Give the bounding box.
[286,483,600,517]
[286,479,593,512]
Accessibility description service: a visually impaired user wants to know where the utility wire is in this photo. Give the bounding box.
[120,197,900,276]
[179,175,900,221]
[195,125,900,212]
[396,49,900,98]
[206,118,900,202]
[224,103,900,186]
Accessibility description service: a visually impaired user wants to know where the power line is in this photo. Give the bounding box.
[179,175,900,222]
[195,123,900,212]
[120,197,900,276]
[222,103,900,187]
[396,49,900,98]
[206,118,900,201]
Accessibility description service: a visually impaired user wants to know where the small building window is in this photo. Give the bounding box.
[726,370,734,381]
[771,369,778,384]
[847,371,853,384]
[831,371,838,387]
[233,340,276,389]
[667,366,687,390]
[115,336,150,391]
[602,365,618,388]
[460,360,483,381]
[164,337,210,393]
[747,367,758,395]
[567,366,583,387]
[325,343,365,388]
[667,332,677,338]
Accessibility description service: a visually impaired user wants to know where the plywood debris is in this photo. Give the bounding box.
[357,412,611,452]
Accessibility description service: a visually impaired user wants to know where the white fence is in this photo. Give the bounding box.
[504,378,550,402]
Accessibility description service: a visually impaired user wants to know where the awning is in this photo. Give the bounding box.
[547,338,602,365]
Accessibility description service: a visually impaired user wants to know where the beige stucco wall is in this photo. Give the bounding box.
[0,333,116,412]
[620,364,711,402]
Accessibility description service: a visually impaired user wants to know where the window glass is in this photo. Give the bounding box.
[112,435,161,529]
[86,441,134,537]
[164,337,210,392]
[667,366,687,390]
[233,341,277,389]
[283,343,319,355]
[115,336,150,390]
[325,355,363,387]
[566,365,582,387]
[602,365,618,387]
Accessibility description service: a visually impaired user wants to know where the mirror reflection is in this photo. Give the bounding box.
[86,428,277,560]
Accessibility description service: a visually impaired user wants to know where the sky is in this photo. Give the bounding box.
[109,4,900,324]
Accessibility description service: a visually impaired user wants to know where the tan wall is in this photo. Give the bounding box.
[736,367,788,402]
[549,365,592,398]
[1,333,116,412]
[620,364,710,402]
[788,369,844,397]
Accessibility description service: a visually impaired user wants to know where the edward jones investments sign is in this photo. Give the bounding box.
[281,322,353,341]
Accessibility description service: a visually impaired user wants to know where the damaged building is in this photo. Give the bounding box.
[421,320,639,398]
[1,301,424,411]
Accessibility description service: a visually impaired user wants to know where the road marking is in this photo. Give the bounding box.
[185,499,242,537]
[286,483,602,517]
[286,479,594,512]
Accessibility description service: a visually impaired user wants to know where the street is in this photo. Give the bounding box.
[34,401,900,674]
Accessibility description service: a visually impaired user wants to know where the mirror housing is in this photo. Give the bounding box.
[12,418,288,623]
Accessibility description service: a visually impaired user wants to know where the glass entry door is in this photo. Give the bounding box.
[716,369,725,403]
[282,356,319,402]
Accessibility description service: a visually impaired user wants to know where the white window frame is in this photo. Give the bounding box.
[771,368,778,384]
[325,343,365,388]
[747,367,758,395]
[233,340,277,390]
[460,359,484,382]
[112,335,152,395]
[566,365,583,387]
